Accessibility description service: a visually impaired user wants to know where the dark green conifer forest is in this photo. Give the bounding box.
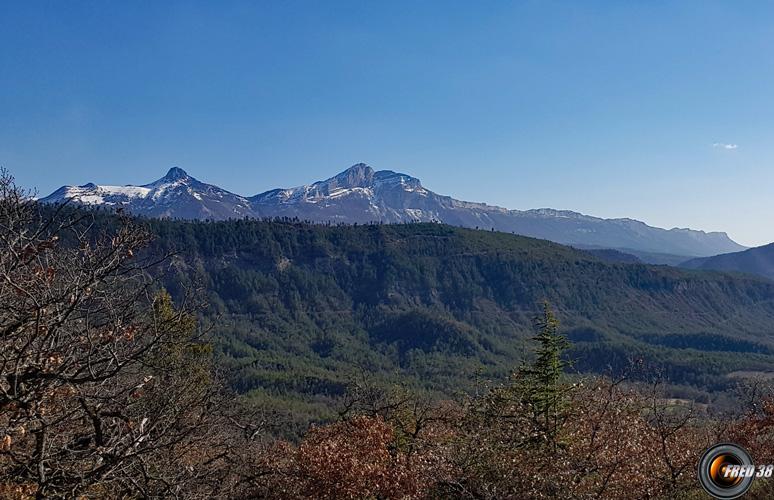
[133,216,774,422]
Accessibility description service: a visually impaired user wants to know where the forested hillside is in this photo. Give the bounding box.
[682,242,774,281]
[140,218,774,418]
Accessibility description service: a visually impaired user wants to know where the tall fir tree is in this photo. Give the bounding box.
[518,301,571,449]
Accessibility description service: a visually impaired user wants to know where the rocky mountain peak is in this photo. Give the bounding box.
[161,167,190,182]
[325,163,375,189]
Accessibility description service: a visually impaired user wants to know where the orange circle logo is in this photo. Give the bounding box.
[698,444,754,499]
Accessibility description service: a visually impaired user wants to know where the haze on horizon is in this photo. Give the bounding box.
[2,1,774,247]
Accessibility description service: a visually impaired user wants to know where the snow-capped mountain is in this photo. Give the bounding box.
[41,163,746,258]
[42,167,253,219]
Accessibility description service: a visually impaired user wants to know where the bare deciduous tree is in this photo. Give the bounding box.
[0,171,248,498]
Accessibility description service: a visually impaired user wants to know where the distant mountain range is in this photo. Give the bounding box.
[682,243,774,280]
[41,163,747,259]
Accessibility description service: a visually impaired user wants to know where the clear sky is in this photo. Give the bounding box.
[1,1,773,246]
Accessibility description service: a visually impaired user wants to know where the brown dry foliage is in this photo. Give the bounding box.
[0,171,260,498]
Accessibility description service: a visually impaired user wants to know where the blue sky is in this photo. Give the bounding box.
[1,1,773,246]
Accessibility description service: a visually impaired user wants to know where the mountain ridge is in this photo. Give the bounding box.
[40,163,746,258]
[682,243,774,281]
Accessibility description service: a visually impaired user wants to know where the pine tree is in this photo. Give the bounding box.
[518,301,571,449]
